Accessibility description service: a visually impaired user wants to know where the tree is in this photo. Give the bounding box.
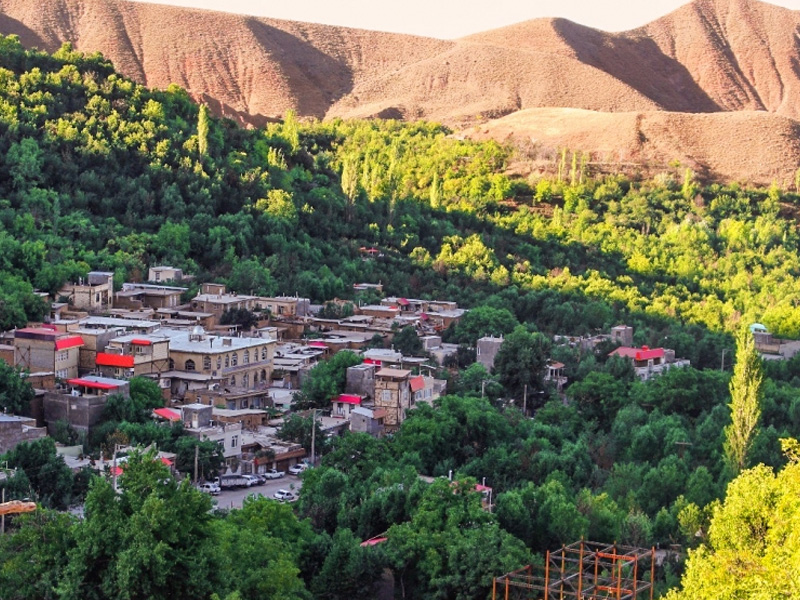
[391,325,423,356]
[197,103,209,157]
[724,327,763,474]
[2,437,75,510]
[0,361,35,414]
[665,441,800,599]
[493,325,551,406]
[293,351,363,409]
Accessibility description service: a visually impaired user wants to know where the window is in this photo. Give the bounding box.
[57,351,69,362]
[382,390,391,402]
[169,358,175,370]
[231,353,238,366]
[216,356,222,369]
[243,373,249,388]
[185,359,196,371]
[261,369,267,382]
[243,350,250,364]
[203,356,211,370]
[230,375,236,386]
[224,355,229,368]
[231,435,238,448]
[261,347,267,360]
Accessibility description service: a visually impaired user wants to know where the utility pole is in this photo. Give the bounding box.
[523,384,528,417]
[193,444,199,484]
[310,409,316,466]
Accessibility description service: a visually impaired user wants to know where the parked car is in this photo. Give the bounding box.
[263,468,285,480]
[198,482,221,496]
[273,489,295,502]
[288,463,308,476]
[242,475,261,487]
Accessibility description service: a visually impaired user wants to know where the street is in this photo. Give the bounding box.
[208,474,304,509]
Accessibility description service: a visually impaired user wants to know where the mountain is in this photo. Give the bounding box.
[1,0,799,183]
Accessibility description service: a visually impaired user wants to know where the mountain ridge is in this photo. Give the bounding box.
[1,0,800,183]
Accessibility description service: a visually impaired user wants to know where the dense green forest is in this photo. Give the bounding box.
[1,35,800,598]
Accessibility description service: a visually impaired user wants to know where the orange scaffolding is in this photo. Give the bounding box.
[492,541,655,600]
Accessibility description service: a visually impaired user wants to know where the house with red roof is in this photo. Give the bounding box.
[14,326,84,380]
[43,375,130,437]
[331,393,363,420]
[608,345,690,381]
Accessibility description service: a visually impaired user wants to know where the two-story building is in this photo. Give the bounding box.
[95,333,171,379]
[58,271,114,313]
[14,327,84,380]
[43,376,130,436]
[373,367,413,432]
[166,326,276,394]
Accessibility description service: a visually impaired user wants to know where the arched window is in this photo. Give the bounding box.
[225,355,229,368]
[261,347,267,360]
[231,353,238,366]
[185,359,196,371]
[243,350,250,364]
[169,358,174,370]
[261,369,267,382]
[230,375,236,386]
[203,356,211,370]
[216,356,221,369]
[242,373,249,388]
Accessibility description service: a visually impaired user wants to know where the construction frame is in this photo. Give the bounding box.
[492,540,656,600]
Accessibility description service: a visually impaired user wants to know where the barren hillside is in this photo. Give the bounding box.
[1,0,800,182]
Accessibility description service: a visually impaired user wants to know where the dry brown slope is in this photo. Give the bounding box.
[469,108,800,185]
[0,0,451,121]
[638,0,800,118]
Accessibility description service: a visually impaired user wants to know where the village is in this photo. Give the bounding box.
[0,263,721,510]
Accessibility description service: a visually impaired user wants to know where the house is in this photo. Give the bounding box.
[190,286,259,326]
[43,376,130,436]
[410,375,446,405]
[610,325,634,347]
[0,414,47,453]
[58,271,114,313]
[254,296,311,318]
[350,406,387,438]
[148,266,185,283]
[181,403,242,467]
[95,333,171,379]
[188,386,272,411]
[373,368,413,432]
[332,394,363,419]
[240,432,306,474]
[476,336,504,372]
[14,327,84,380]
[608,346,690,381]
[166,326,276,392]
[116,283,186,310]
[545,360,567,392]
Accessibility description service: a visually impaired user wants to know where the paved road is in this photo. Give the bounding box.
[208,475,303,509]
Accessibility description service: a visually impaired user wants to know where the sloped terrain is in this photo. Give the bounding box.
[2,0,800,181]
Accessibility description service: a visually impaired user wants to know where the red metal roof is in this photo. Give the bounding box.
[96,353,135,368]
[397,298,410,306]
[609,346,665,361]
[54,336,84,350]
[360,536,387,547]
[363,358,381,366]
[154,408,181,421]
[308,341,327,348]
[410,376,424,392]
[67,378,120,390]
[336,394,362,405]
[130,338,152,346]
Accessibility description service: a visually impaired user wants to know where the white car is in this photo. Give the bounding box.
[198,482,221,496]
[288,463,308,475]
[242,475,260,487]
[263,468,285,479]
[273,489,295,501]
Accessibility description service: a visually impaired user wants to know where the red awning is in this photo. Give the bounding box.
[410,376,425,392]
[363,358,382,366]
[308,342,327,348]
[360,536,387,547]
[154,408,181,421]
[397,298,410,306]
[67,378,120,390]
[336,394,362,405]
[130,339,152,346]
[55,336,84,350]
[159,456,174,467]
[96,353,135,368]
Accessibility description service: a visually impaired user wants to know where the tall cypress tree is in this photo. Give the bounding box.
[723,327,763,474]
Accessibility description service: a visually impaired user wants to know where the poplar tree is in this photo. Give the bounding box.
[723,327,762,474]
[197,103,209,157]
